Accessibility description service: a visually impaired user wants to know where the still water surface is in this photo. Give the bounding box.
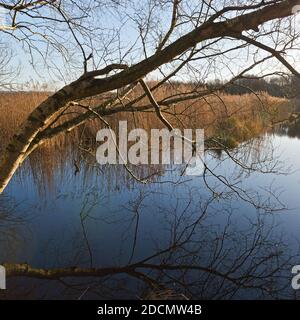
[1,121,300,299]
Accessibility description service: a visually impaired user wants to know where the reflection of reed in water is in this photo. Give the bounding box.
[276,117,300,139]
[0,195,30,261]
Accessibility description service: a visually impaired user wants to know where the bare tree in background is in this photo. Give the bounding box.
[0,42,17,90]
[0,0,299,193]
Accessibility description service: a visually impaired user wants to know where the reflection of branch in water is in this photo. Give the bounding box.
[125,191,148,265]
[78,194,97,268]
[1,192,298,300]
[202,137,288,212]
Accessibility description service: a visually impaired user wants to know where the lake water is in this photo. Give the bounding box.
[1,121,300,300]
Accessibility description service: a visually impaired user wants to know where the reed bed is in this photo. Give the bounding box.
[0,85,290,151]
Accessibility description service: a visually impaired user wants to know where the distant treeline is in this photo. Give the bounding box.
[1,75,299,100]
[208,75,300,98]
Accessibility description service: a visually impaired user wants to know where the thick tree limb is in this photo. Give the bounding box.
[0,1,52,11]
[79,63,128,80]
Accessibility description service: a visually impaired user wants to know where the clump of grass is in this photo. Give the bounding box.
[214,116,264,148]
[209,93,290,149]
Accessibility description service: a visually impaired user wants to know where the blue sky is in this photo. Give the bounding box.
[0,1,299,90]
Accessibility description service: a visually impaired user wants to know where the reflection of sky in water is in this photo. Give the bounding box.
[1,127,300,299]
